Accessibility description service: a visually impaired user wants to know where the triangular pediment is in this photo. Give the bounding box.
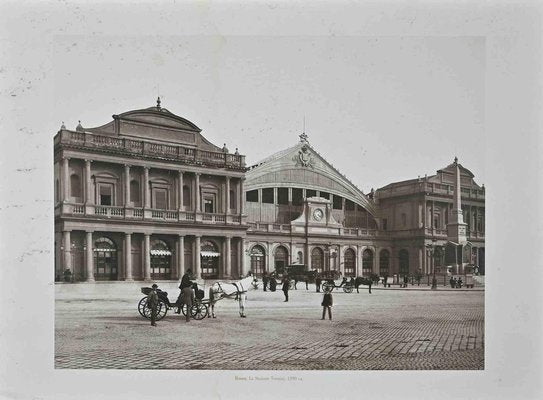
[247,141,377,215]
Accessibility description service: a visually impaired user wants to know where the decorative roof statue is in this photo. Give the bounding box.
[222,143,229,153]
[299,131,309,143]
[234,147,239,155]
[454,156,458,164]
[156,96,162,110]
[60,121,66,130]
[75,120,84,132]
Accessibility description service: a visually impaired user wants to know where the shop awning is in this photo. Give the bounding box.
[150,249,172,256]
[201,251,220,258]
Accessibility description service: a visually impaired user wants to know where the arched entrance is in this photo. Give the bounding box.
[399,249,409,276]
[274,245,288,273]
[362,249,374,277]
[344,248,356,277]
[201,240,220,279]
[93,237,118,280]
[379,249,390,276]
[150,239,172,280]
[250,245,266,277]
[311,247,324,273]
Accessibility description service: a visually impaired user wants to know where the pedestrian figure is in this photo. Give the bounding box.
[182,283,195,322]
[147,284,159,327]
[176,269,193,313]
[282,275,290,302]
[450,276,455,288]
[453,277,458,289]
[269,276,277,292]
[403,275,408,288]
[321,291,333,320]
[262,272,269,292]
[458,277,463,288]
[315,275,322,292]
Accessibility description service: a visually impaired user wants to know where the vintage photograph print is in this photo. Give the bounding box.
[53,35,484,370]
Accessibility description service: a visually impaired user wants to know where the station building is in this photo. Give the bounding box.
[54,101,485,282]
[54,99,248,282]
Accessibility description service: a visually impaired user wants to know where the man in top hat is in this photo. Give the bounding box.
[176,269,193,314]
[147,284,159,327]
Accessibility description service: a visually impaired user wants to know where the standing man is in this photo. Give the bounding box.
[147,284,159,327]
[282,275,290,302]
[182,283,195,322]
[176,268,193,314]
[262,271,269,292]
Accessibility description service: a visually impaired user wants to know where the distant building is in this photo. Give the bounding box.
[54,102,485,282]
[244,136,485,280]
[54,99,247,282]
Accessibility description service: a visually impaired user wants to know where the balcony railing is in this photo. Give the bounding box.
[56,130,246,169]
[58,203,245,225]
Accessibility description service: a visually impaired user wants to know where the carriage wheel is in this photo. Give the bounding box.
[155,301,168,321]
[138,297,149,318]
[181,304,190,316]
[191,303,208,320]
[343,285,353,294]
[322,283,333,293]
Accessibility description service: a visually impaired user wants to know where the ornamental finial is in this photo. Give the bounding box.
[299,132,308,143]
[60,121,66,130]
[156,96,161,109]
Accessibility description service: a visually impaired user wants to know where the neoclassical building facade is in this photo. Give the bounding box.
[54,102,485,282]
[54,100,248,282]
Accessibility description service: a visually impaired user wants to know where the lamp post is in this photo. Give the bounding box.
[426,238,438,290]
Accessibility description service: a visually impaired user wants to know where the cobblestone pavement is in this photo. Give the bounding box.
[55,283,484,370]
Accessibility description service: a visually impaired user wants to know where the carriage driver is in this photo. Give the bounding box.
[147,284,159,327]
[175,269,193,314]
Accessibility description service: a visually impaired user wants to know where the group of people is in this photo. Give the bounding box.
[261,272,333,320]
[146,269,196,326]
[449,276,464,288]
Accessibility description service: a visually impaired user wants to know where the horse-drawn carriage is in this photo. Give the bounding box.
[138,285,209,321]
[137,273,258,321]
[322,276,354,293]
[270,264,317,290]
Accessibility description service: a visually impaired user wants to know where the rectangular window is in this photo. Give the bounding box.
[345,199,355,211]
[319,191,329,199]
[306,189,316,198]
[333,195,343,210]
[246,190,258,202]
[292,188,303,206]
[262,188,274,204]
[204,197,214,213]
[99,184,113,206]
[153,189,167,209]
[277,188,289,205]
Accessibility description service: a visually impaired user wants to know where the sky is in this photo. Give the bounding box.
[52,35,485,192]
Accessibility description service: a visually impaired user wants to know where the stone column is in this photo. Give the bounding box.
[124,233,133,281]
[85,231,94,282]
[239,237,246,276]
[431,200,435,230]
[356,245,361,276]
[195,173,201,212]
[124,165,130,206]
[144,233,151,281]
[62,157,70,202]
[178,171,184,210]
[374,248,380,275]
[177,235,185,279]
[339,246,345,275]
[239,177,245,216]
[63,230,71,272]
[225,176,231,214]
[84,159,93,204]
[225,236,232,278]
[143,167,150,208]
[194,235,201,279]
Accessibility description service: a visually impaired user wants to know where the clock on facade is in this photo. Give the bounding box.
[313,208,324,221]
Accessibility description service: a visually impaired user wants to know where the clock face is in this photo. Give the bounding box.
[313,208,324,221]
